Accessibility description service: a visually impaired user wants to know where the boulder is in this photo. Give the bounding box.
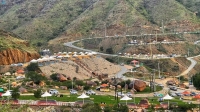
[86,81,97,86]
[12,82,17,87]
[39,81,45,87]
[60,86,67,90]
[132,80,146,92]
[55,86,59,89]
[19,87,27,93]
[57,74,67,81]
[166,80,175,85]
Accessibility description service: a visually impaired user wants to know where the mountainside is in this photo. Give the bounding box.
[0,30,40,65]
[0,0,200,49]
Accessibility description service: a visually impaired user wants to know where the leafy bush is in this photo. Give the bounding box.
[193,73,200,90]
[26,63,39,71]
[106,48,114,54]
[50,73,58,81]
[84,85,90,90]
[25,71,46,84]
[82,103,101,112]
[34,89,42,98]
[113,104,128,112]
[11,87,20,100]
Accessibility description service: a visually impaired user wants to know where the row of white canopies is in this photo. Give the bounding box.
[30,52,98,63]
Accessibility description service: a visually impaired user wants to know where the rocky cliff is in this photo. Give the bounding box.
[0,30,40,65]
[0,48,40,65]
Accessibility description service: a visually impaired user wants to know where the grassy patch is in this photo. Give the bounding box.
[18,95,186,105]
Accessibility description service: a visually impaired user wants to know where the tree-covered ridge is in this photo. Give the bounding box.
[0,0,199,46]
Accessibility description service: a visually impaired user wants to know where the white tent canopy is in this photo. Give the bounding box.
[163,94,173,109]
[30,59,38,63]
[65,54,70,58]
[120,94,132,105]
[73,54,78,57]
[37,58,44,62]
[41,91,52,105]
[42,57,49,61]
[2,90,11,103]
[163,94,173,100]
[2,90,11,97]
[78,93,89,104]
[49,56,56,60]
[57,55,63,59]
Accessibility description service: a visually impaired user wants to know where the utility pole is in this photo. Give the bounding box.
[149,37,153,59]
[9,79,10,90]
[154,69,156,91]
[162,20,164,34]
[158,63,160,78]
[104,22,107,37]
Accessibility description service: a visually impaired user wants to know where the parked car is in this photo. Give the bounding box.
[96,87,100,91]
[158,84,164,88]
[16,76,25,80]
[49,89,59,95]
[175,92,182,96]
[86,90,96,95]
[70,89,78,95]
[126,92,132,97]
[154,92,162,97]
[117,92,125,97]
[190,92,196,96]
[170,93,177,97]
[169,86,177,91]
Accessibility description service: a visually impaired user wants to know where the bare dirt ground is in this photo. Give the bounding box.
[39,57,121,80]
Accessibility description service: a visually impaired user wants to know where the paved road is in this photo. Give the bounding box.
[115,66,128,78]
[63,37,200,98]
[178,57,197,76]
[64,40,117,57]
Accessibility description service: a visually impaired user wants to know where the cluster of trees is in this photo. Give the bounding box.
[81,103,128,112]
[26,63,49,85]
[192,73,200,90]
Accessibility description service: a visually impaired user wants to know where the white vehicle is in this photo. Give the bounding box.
[126,92,133,97]
[117,92,125,97]
[70,89,78,95]
[49,89,59,95]
[86,90,96,95]
[16,76,25,80]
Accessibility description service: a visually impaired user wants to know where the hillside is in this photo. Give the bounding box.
[0,0,200,50]
[39,57,120,80]
[0,30,40,65]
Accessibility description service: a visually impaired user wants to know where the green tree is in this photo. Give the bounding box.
[193,73,200,90]
[100,46,104,51]
[34,89,42,98]
[50,73,58,81]
[26,71,46,84]
[11,87,20,100]
[106,48,113,54]
[84,85,90,90]
[104,105,112,112]
[26,63,39,71]
[75,80,84,86]
[81,103,101,112]
[113,104,129,112]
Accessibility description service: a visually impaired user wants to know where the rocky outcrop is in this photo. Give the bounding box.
[57,74,67,81]
[129,80,146,92]
[0,48,40,65]
[134,80,146,92]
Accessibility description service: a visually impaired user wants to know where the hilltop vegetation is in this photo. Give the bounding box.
[0,0,199,49]
[0,30,36,52]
